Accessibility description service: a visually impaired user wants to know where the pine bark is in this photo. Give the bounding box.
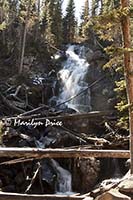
[121,0,133,174]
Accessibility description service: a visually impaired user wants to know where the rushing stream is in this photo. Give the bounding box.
[50,159,72,194]
[57,45,91,113]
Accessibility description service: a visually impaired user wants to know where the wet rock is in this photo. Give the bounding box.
[14,172,25,185]
[41,160,56,184]
[2,184,16,192]
[95,189,131,200]
[73,158,100,193]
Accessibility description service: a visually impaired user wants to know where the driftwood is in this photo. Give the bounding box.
[90,182,120,198]
[9,85,22,97]
[9,94,34,110]
[17,110,63,120]
[35,111,115,121]
[0,192,84,200]
[90,170,131,198]
[60,126,111,146]
[8,111,116,121]
[0,92,25,114]
[0,157,35,165]
[81,136,110,146]
[19,105,50,116]
[5,84,34,110]
[25,162,41,193]
[0,148,129,159]
[60,126,87,144]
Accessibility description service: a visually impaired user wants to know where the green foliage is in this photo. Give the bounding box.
[81,0,89,20]
[116,116,129,130]
[0,21,6,30]
[91,0,99,16]
[115,80,126,93]
[102,0,120,13]
[79,0,90,38]
[44,0,56,47]
[53,0,63,47]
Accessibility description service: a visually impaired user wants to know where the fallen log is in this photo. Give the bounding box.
[6,111,116,121]
[19,104,50,116]
[60,126,111,146]
[0,192,84,200]
[0,148,129,159]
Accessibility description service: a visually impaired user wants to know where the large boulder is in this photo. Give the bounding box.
[85,47,116,111]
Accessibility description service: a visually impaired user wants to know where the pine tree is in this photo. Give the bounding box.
[0,0,20,58]
[91,0,99,16]
[102,0,120,13]
[82,0,89,22]
[53,0,63,47]
[44,0,56,49]
[63,0,76,43]
[42,0,63,52]
[79,0,89,38]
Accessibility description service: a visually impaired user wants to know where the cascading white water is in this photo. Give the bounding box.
[57,45,91,113]
[50,159,72,194]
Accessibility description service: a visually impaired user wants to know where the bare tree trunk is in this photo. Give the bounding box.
[121,0,133,174]
[35,0,41,41]
[19,0,31,74]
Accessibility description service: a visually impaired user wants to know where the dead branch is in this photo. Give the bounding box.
[0,157,34,165]
[19,104,50,116]
[25,162,41,193]
[9,111,116,121]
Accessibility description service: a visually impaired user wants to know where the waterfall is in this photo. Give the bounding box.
[50,159,72,194]
[112,158,122,178]
[57,45,91,113]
